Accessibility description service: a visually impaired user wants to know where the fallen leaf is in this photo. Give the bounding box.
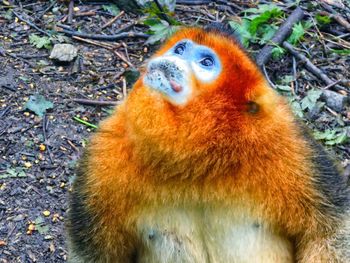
[24,94,53,117]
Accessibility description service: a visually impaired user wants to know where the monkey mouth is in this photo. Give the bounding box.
[144,60,184,93]
[143,56,192,105]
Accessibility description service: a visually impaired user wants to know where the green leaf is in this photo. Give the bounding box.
[271,46,285,59]
[287,22,311,45]
[35,216,49,234]
[142,2,180,26]
[258,24,277,45]
[244,4,281,15]
[330,49,350,55]
[19,76,30,83]
[229,20,252,48]
[4,9,13,20]
[145,23,180,44]
[229,5,281,48]
[313,129,348,145]
[29,34,51,49]
[35,216,44,225]
[24,94,54,117]
[143,18,161,26]
[300,89,322,111]
[123,68,140,87]
[247,5,282,35]
[289,100,304,118]
[315,14,332,26]
[280,75,294,84]
[0,168,26,179]
[249,11,276,35]
[102,4,120,16]
[276,85,291,92]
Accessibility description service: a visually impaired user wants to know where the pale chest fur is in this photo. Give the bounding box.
[136,206,293,263]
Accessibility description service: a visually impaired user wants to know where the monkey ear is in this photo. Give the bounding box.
[247,101,260,114]
[204,22,243,46]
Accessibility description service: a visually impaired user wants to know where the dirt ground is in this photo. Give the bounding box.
[0,1,349,262]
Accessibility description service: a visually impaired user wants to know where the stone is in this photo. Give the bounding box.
[49,44,78,62]
[322,90,347,112]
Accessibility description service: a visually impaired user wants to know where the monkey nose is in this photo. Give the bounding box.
[169,80,182,93]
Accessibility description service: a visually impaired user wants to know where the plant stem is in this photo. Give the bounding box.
[73,116,98,129]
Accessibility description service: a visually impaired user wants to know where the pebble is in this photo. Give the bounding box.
[322,90,347,112]
[49,44,78,62]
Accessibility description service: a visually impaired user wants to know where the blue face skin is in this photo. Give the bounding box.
[144,39,222,105]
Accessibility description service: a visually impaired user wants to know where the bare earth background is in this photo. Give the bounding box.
[0,1,349,262]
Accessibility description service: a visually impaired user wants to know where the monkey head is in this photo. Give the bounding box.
[124,26,288,178]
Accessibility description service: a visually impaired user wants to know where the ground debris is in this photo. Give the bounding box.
[0,1,349,262]
[49,44,78,62]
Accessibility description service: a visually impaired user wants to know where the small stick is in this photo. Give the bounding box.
[56,25,149,41]
[262,65,277,90]
[122,77,127,98]
[4,51,35,67]
[16,53,48,59]
[113,22,137,34]
[72,36,120,50]
[42,115,54,164]
[75,11,97,17]
[176,0,211,5]
[101,10,125,29]
[65,138,79,152]
[73,116,98,129]
[256,7,304,66]
[122,42,131,62]
[68,0,74,25]
[72,98,120,106]
[12,11,50,36]
[292,57,299,94]
[282,41,336,87]
[72,36,132,67]
[38,0,57,19]
[325,106,338,117]
[319,3,350,32]
[114,50,134,67]
[22,181,44,197]
[322,79,342,90]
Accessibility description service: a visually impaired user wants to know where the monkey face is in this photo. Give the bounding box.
[128,27,277,148]
[143,39,222,105]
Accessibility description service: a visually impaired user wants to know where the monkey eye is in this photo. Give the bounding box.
[174,43,186,55]
[199,56,214,67]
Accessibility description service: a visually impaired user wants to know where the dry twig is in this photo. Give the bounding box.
[56,24,149,41]
[72,98,120,107]
[101,11,125,29]
[13,11,50,36]
[282,42,340,89]
[68,0,74,24]
[256,7,305,66]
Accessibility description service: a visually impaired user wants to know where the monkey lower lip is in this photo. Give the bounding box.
[169,80,182,92]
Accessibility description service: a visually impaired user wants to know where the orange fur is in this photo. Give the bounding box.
[68,27,349,262]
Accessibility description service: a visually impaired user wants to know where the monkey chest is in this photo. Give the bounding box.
[136,208,293,263]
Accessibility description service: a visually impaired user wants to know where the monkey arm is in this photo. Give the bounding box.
[67,155,139,263]
[67,110,140,263]
[294,130,350,263]
[296,223,350,263]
